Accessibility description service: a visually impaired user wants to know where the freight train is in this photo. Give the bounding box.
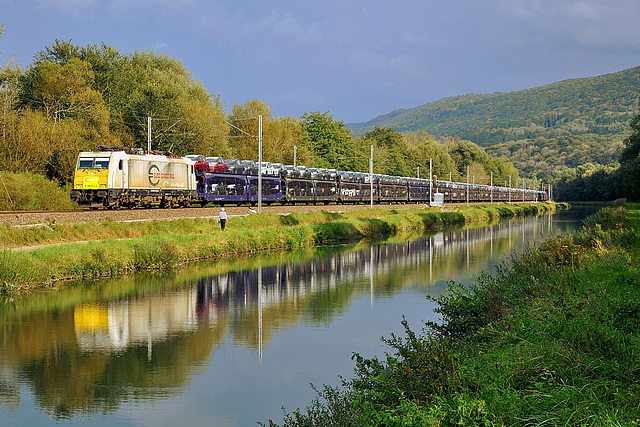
[70,146,548,209]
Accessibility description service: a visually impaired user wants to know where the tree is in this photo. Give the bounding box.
[403,131,458,180]
[265,116,306,164]
[26,41,229,156]
[1,27,21,154]
[448,138,520,185]
[363,127,409,176]
[301,111,360,171]
[124,50,228,155]
[20,58,108,126]
[619,105,640,200]
[228,99,273,161]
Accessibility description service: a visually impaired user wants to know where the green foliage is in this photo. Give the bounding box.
[133,238,181,270]
[363,127,410,176]
[552,162,622,202]
[15,40,229,163]
[273,205,640,426]
[447,138,520,185]
[426,281,495,339]
[2,36,529,190]
[552,105,640,202]
[227,99,305,164]
[351,66,640,144]
[351,67,640,182]
[0,171,76,210]
[404,131,459,180]
[302,111,364,171]
[487,134,624,181]
[619,107,640,201]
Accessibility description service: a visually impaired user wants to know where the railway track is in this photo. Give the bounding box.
[0,203,428,227]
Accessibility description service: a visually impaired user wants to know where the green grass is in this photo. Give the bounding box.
[0,203,558,293]
[270,204,640,426]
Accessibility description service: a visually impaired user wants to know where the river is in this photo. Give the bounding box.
[0,207,597,426]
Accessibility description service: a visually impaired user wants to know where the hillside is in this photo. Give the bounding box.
[349,66,640,179]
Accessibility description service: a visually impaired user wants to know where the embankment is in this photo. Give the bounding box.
[270,203,640,426]
[0,203,559,293]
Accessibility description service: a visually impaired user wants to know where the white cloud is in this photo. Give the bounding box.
[249,11,320,43]
[402,31,434,45]
[153,40,167,53]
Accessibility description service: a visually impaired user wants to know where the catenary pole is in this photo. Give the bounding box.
[466,165,469,205]
[429,158,433,205]
[147,117,152,151]
[258,115,262,214]
[490,171,493,203]
[370,145,374,208]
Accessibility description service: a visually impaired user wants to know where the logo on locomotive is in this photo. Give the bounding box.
[148,165,160,186]
[148,164,176,187]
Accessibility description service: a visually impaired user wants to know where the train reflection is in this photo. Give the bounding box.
[71,214,554,353]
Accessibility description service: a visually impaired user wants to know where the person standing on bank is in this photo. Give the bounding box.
[218,208,227,231]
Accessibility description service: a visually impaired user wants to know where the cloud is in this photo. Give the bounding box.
[153,40,167,53]
[36,0,197,17]
[108,0,196,11]
[402,31,435,45]
[349,51,426,91]
[196,8,321,49]
[249,11,320,44]
[491,0,640,49]
[37,0,97,15]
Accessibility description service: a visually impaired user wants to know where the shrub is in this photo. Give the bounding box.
[0,171,76,210]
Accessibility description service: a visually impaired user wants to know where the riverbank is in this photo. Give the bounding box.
[270,203,640,426]
[0,203,560,293]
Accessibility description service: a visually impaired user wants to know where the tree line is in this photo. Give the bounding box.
[0,37,525,191]
[552,106,640,202]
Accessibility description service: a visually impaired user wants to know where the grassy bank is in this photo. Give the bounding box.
[270,204,640,426]
[0,203,559,293]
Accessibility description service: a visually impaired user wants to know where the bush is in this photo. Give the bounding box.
[0,171,76,210]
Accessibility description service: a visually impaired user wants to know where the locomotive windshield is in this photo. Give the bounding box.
[94,157,110,169]
[78,157,110,169]
[78,158,94,169]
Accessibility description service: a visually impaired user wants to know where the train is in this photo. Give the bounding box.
[70,146,549,209]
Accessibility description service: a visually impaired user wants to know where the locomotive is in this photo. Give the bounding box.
[70,146,199,209]
[70,146,548,209]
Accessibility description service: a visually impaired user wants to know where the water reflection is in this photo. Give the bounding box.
[0,211,580,423]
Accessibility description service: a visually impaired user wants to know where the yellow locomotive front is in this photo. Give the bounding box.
[70,153,113,208]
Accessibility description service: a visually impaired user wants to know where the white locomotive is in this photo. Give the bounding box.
[70,146,199,209]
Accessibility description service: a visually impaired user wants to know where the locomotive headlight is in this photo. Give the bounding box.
[76,184,83,189]
[100,184,107,188]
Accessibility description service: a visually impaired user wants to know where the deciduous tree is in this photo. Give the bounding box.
[619,106,640,200]
[302,111,360,171]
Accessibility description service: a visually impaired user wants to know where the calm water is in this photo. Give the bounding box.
[0,207,597,426]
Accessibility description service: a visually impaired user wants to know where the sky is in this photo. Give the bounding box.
[1,0,639,124]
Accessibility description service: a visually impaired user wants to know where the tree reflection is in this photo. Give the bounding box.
[0,214,557,418]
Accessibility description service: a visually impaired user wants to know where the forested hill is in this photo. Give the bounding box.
[349,66,640,146]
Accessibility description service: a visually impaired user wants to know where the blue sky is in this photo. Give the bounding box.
[1,0,639,123]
